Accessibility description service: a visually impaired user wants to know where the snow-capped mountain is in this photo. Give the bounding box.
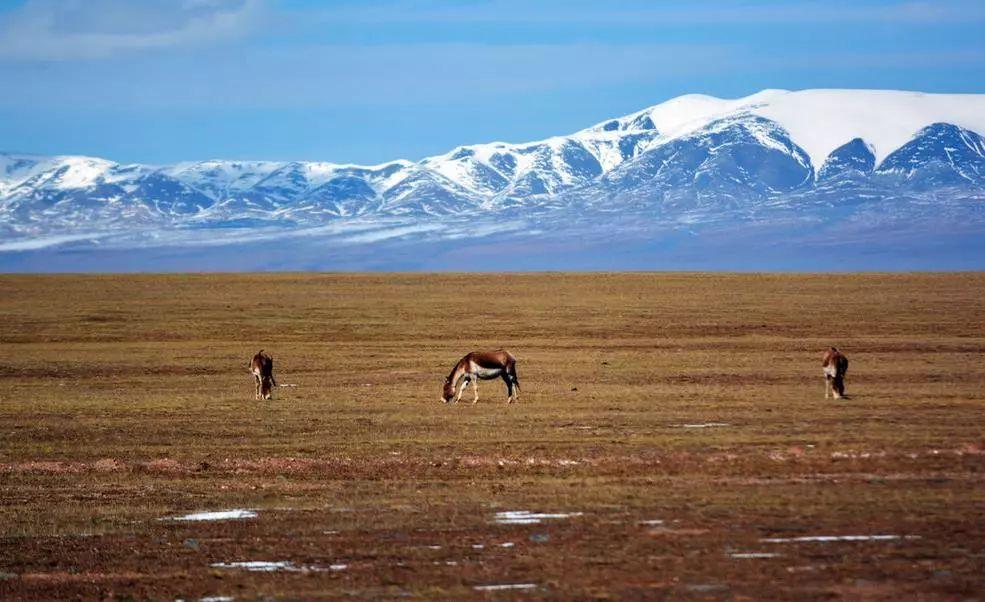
[2,89,984,270]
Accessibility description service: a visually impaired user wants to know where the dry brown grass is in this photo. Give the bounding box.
[0,273,983,600]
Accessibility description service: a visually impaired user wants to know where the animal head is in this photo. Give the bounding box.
[441,375,455,403]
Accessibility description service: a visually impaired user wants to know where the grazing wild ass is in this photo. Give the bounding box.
[250,350,276,400]
[822,347,849,399]
[442,350,520,404]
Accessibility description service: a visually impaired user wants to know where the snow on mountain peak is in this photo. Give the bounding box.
[2,88,984,238]
[748,89,985,170]
[623,88,985,171]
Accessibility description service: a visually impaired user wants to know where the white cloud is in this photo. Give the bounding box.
[0,0,264,61]
[304,0,985,25]
[0,41,739,109]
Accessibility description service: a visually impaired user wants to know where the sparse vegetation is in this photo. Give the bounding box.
[1,273,983,599]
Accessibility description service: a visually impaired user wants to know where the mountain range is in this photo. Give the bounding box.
[2,89,984,271]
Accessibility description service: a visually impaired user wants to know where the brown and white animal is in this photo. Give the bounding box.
[250,349,276,400]
[822,347,849,399]
[441,350,520,404]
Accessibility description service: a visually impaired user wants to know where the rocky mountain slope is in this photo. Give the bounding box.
[2,89,983,270]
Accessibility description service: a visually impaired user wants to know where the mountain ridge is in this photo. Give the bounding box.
[2,88,984,270]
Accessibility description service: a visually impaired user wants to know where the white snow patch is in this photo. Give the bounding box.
[46,156,115,190]
[0,233,110,251]
[749,89,985,168]
[210,560,344,572]
[341,223,444,244]
[677,422,730,429]
[611,89,985,169]
[211,561,297,572]
[761,534,919,543]
[165,509,257,522]
[473,583,537,591]
[493,510,583,525]
[645,92,775,139]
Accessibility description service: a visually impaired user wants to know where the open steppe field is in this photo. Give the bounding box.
[1,273,983,600]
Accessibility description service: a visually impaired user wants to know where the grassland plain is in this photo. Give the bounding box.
[0,273,983,600]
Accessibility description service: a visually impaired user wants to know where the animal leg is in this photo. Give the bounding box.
[503,373,516,403]
[824,377,831,399]
[255,376,261,400]
[454,377,467,403]
[472,377,479,404]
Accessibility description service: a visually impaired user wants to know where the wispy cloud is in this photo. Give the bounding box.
[304,0,985,25]
[0,42,739,109]
[0,0,264,61]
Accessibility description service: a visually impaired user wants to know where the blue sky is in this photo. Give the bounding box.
[1,0,983,165]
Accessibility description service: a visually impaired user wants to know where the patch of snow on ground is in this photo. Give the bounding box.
[494,510,583,525]
[211,561,297,572]
[473,583,538,591]
[677,423,730,428]
[210,560,345,572]
[165,509,257,522]
[762,534,919,543]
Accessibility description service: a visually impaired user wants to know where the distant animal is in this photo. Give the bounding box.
[442,350,520,404]
[822,347,849,399]
[250,350,276,400]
